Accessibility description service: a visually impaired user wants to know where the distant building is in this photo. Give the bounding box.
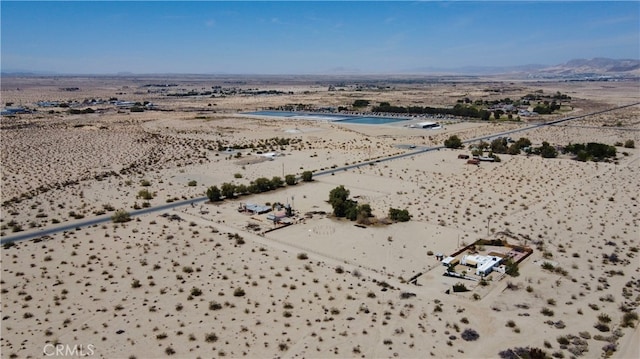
[240,203,271,214]
[410,121,441,129]
[1,107,30,115]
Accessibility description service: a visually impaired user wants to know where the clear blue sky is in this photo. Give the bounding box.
[2,1,639,74]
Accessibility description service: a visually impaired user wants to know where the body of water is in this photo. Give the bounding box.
[245,111,408,125]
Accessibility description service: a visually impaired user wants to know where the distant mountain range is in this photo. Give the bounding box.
[2,58,639,77]
[408,58,640,77]
[537,58,640,75]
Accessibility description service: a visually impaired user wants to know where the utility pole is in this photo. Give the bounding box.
[487,216,491,237]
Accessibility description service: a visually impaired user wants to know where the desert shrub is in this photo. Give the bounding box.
[499,347,548,359]
[190,287,202,297]
[233,287,245,297]
[205,333,218,343]
[621,312,638,327]
[598,313,612,323]
[187,180,197,187]
[594,322,610,332]
[461,328,479,341]
[541,307,554,316]
[576,331,591,339]
[165,346,175,355]
[209,301,222,311]
[297,252,308,260]
[400,292,416,299]
[111,209,131,223]
[137,189,154,200]
[131,279,142,288]
[602,343,617,356]
[140,179,151,187]
[623,140,635,148]
[452,283,468,292]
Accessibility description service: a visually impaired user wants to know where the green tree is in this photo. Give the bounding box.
[491,138,508,154]
[301,171,313,182]
[344,202,359,221]
[515,137,531,149]
[538,142,558,158]
[253,177,272,193]
[206,186,222,202]
[328,185,352,217]
[493,109,503,120]
[285,174,297,186]
[507,144,521,155]
[270,176,284,189]
[221,182,236,198]
[389,208,411,222]
[235,184,248,195]
[480,110,491,121]
[444,135,463,149]
[352,99,370,107]
[504,258,520,277]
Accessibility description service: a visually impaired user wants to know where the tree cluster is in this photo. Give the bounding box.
[216,137,302,152]
[68,108,95,114]
[563,142,617,162]
[352,99,370,107]
[533,141,558,158]
[532,101,561,115]
[206,172,311,202]
[328,186,411,224]
[486,137,532,155]
[328,185,373,223]
[371,102,490,120]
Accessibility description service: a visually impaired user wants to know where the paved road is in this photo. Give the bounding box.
[2,102,638,245]
[1,197,207,245]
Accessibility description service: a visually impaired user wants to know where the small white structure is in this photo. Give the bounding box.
[476,257,502,276]
[461,254,481,266]
[442,256,459,267]
[461,255,503,276]
[258,152,279,160]
[410,121,441,129]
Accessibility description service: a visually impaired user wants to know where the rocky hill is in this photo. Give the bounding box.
[538,57,640,76]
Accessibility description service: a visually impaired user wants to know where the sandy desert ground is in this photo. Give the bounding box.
[1,75,639,358]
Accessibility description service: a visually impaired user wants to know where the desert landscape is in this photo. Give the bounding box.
[1,74,639,359]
